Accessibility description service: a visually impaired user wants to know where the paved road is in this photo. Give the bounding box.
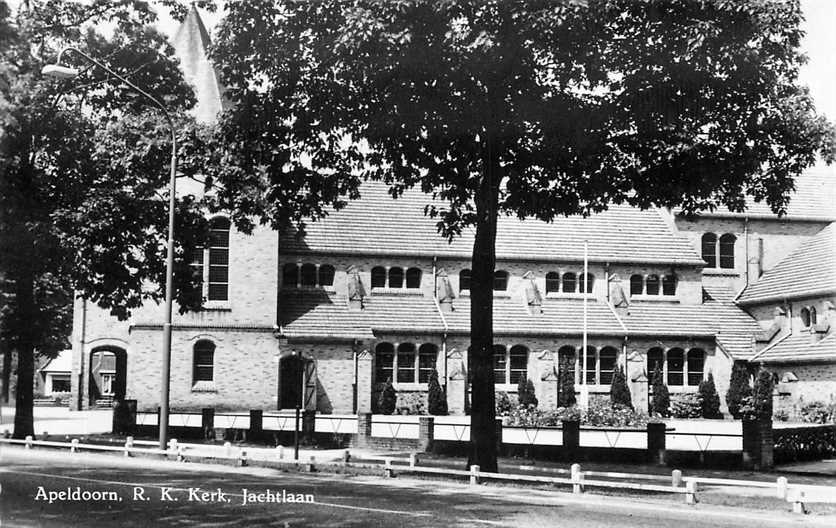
[0,448,832,528]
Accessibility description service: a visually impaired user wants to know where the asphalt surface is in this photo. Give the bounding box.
[0,448,833,527]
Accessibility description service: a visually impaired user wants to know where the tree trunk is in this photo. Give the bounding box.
[12,273,35,439]
[468,150,501,473]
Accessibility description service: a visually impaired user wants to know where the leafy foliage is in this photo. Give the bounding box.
[495,391,513,417]
[798,401,836,424]
[670,393,704,419]
[213,0,834,471]
[750,367,775,421]
[517,378,538,408]
[650,364,670,418]
[583,400,649,429]
[726,362,753,420]
[698,372,722,419]
[610,365,632,408]
[377,378,397,415]
[558,356,576,407]
[427,369,448,416]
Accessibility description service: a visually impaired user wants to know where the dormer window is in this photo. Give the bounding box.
[562,272,576,293]
[300,263,317,287]
[579,273,594,294]
[459,269,471,292]
[801,307,811,327]
[282,262,336,289]
[371,266,386,288]
[318,265,335,287]
[630,274,644,295]
[406,267,422,289]
[662,274,677,296]
[546,272,560,293]
[645,275,660,295]
[388,267,404,288]
[493,270,509,291]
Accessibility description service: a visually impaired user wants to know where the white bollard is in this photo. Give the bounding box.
[685,480,698,505]
[70,438,79,453]
[224,441,232,457]
[384,458,393,478]
[789,489,807,514]
[25,435,33,449]
[409,453,419,468]
[672,469,682,488]
[306,455,315,472]
[168,439,178,452]
[776,477,788,500]
[276,445,284,460]
[470,465,480,485]
[239,450,248,467]
[124,437,134,457]
[571,463,583,494]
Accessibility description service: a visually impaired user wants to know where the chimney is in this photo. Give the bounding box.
[435,269,455,312]
[346,265,365,310]
[608,274,630,318]
[522,271,543,315]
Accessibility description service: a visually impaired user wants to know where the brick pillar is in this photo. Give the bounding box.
[249,409,263,441]
[759,419,774,470]
[202,408,214,439]
[647,422,666,465]
[535,350,558,409]
[446,349,466,415]
[742,418,773,470]
[495,418,504,454]
[302,409,316,443]
[356,412,373,448]
[356,349,373,413]
[419,416,435,452]
[563,420,580,460]
[112,399,136,436]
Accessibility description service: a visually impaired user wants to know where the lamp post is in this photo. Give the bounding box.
[43,48,177,450]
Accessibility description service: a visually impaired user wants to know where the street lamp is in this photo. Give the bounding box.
[43,48,177,451]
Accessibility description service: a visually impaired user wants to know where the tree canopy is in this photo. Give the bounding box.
[213,0,833,471]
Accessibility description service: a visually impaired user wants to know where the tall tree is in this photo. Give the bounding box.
[0,0,217,438]
[212,0,834,471]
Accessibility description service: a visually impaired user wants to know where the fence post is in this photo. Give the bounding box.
[647,422,666,465]
[495,418,503,455]
[306,455,315,472]
[470,465,480,485]
[671,469,682,488]
[25,435,33,449]
[419,416,434,452]
[239,450,248,467]
[276,445,284,460]
[177,445,185,462]
[343,449,351,464]
[790,489,807,514]
[409,452,419,468]
[571,463,583,494]
[302,409,316,443]
[224,441,232,458]
[249,409,263,442]
[201,408,214,440]
[384,458,393,478]
[357,412,373,448]
[124,436,133,457]
[70,438,79,453]
[563,420,580,460]
[776,477,788,500]
[685,480,698,505]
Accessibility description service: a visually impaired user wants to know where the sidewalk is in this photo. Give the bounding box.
[0,405,113,436]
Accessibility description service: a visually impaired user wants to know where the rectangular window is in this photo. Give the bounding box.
[493,346,508,384]
[418,348,436,384]
[509,347,528,385]
[397,347,416,383]
[208,220,230,301]
[193,348,214,382]
[599,349,617,386]
[375,348,394,383]
[189,247,204,291]
[101,373,114,395]
[667,351,684,386]
[585,349,597,385]
[51,375,71,393]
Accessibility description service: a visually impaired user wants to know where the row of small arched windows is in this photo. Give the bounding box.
[701,233,736,269]
[375,342,438,383]
[459,270,593,293]
[283,263,336,288]
[630,274,677,296]
[371,267,422,289]
[800,306,818,327]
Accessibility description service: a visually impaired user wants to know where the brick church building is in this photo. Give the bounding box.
[65,7,836,417]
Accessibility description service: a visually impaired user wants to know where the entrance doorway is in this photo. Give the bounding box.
[279,355,303,409]
[89,347,126,406]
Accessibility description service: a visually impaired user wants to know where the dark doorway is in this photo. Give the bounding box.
[89,347,126,406]
[279,355,304,409]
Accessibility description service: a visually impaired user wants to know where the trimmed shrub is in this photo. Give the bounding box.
[378,378,397,415]
[583,399,649,428]
[670,393,703,419]
[427,369,448,416]
[698,372,722,418]
[650,364,670,417]
[558,357,576,407]
[751,367,774,421]
[517,378,538,408]
[610,365,632,409]
[799,401,836,424]
[495,391,513,416]
[726,362,752,419]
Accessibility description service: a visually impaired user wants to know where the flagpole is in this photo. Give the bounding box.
[583,240,588,385]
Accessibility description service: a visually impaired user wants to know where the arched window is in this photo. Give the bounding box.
[562,272,577,293]
[300,263,317,287]
[667,348,685,385]
[371,266,387,289]
[208,217,230,301]
[546,272,560,293]
[599,346,618,385]
[318,265,335,287]
[646,275,660,296]
[389,267,404,289]
[509,345,528,385]
[800,307,811,327]
[282,263,298,288]
[687,349,705,386]
[580,273,594,294]
[189,246,204,291]
[418,343,438,383]
[375,342,395,383]
[630,274,644,296]
[459,269,471,292]
[810,307,818,326]
[647,347,664,375]
[701,233,717,268]
[558,345,576,380]
[493,345,508,384]
[396,343,416,383]
[406,267,422,289]
[719,234,736,269]
[193,340,215,383]
[662,274,677,296]
[584,346,597,385]
[493,270,509,291]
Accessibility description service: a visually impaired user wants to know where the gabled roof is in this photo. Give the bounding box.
[752,332,836,364]
[171,5,227,125]
[673,171,836,221]
[281,182,704,265]
[737,223,836,305]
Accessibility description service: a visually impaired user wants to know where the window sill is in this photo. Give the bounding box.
[629,295,679,302]
[371,288,424,296]
[457,290,512,298]
[495,383,520,392]
[702,268,739,276]
[202,301,232,311]
[191,381,217,393]
[391,383,429,391]
[545,292,595,300]
[281,286,336,292]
